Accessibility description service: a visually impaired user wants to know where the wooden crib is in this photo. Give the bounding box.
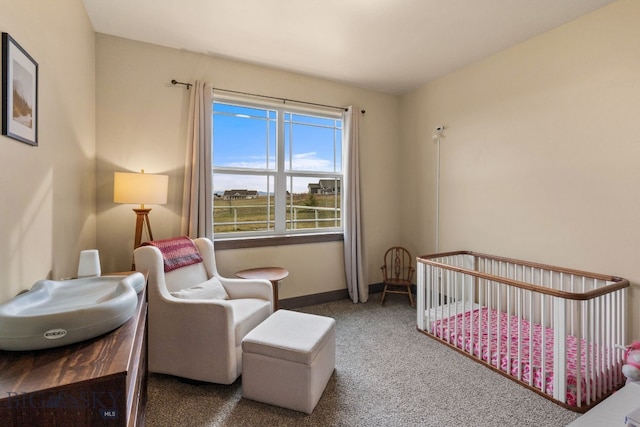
[416,251,629,412]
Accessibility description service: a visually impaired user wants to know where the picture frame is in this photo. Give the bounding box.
[2,33,38,146]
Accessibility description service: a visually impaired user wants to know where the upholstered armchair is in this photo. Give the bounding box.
[133,237,273,384]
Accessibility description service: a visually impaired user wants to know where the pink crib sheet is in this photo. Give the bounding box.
[431,307,611,407]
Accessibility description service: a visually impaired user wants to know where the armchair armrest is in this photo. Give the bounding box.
[219,276,273,303]
[192,237,273,302]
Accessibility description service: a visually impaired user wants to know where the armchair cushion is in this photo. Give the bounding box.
[170,277,229,300]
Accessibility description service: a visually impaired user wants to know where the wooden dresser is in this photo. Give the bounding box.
[0,285,148,427]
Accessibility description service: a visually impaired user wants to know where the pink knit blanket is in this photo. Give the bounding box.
[142,236,203,272]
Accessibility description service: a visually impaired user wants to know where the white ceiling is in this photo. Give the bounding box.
[83,0,616,95]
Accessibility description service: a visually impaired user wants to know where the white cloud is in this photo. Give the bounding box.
[214,152,337,193]
[291,152,332,171]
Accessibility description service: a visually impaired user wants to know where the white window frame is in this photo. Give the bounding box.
[212,93,344,240]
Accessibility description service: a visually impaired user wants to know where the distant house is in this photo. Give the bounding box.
[308,179,341,195]
[222,189,259,200]
[307,183,321,194]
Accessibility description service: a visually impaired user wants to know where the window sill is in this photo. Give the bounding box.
[214,233,344,250]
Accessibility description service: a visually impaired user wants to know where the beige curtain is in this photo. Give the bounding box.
[181,81,213,239]
[343,106,367,303]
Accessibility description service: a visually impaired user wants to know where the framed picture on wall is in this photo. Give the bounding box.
[2,33,38,146]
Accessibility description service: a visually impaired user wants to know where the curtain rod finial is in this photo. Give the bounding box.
[171,79,192,89]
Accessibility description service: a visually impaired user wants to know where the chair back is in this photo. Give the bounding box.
[163,263,209,293]
[382,246,414,283]
[134,237,217,295]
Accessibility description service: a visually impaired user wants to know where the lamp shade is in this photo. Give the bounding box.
[113,171,168,206]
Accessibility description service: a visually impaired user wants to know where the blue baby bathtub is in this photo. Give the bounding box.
[0,272,145,351]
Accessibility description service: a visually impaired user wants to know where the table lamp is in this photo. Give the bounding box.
[114,170,169,250]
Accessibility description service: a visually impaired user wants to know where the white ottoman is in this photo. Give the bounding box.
[241,309,336,414]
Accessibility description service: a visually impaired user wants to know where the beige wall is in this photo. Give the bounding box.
[95,34,401,299]
[4,0,633,336]
[401,0,640,338]
[0,0,96,302]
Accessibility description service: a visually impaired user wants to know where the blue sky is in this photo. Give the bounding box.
[213,103,342,193]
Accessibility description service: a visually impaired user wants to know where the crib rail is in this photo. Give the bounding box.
[416,251,629,412]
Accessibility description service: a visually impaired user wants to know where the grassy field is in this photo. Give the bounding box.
[213,193,340,232]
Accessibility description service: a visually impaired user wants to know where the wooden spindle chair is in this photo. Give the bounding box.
[380,246,415,306]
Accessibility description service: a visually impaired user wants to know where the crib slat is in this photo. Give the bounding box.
[553,297,567,402]
[461,262,467,353]
[453,267,459,348]
[528,289,534,387]
[417,262,425,331]
[575,301,583,408]
[604,292,610,398]
[595,296,600,403]
[541,292,547,395]
[497,280,502,371]
[591,296,597,404]
[488,273,492,363]
[583,298,591,405]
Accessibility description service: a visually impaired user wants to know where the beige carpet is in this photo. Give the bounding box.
[145,293,582,426]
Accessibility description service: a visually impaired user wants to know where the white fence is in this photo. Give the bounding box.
[213,205,340,231]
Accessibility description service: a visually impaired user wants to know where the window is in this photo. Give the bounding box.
[212,95,343,240]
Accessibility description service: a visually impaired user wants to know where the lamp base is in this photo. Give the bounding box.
[133,208,154,248]
[132,208,154,269]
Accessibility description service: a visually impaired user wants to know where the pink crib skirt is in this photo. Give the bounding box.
[431,307,611,407]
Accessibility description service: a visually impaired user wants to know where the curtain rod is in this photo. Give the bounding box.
[171,79,365,114]
[171,79,192,89]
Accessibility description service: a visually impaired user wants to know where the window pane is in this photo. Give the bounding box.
[285,113,342,173]
[213,103,276,170]
[286,176,341,231]
[213,174,274,233]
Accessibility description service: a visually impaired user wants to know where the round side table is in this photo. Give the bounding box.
[236,266,289,310]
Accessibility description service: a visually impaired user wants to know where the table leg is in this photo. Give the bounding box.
[271,280,279,311]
